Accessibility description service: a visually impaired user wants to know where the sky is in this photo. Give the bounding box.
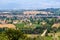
[0,0,60,9]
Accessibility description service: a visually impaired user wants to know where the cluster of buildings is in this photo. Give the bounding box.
[0,10,59,24]
[24,11,60,17]
[0,11,60,19]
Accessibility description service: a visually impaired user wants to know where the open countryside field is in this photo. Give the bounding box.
[0,24,16,29]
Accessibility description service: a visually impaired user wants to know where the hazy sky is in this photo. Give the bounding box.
[0,0,60,9]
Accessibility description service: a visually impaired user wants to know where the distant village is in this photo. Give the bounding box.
[0,10,60,24]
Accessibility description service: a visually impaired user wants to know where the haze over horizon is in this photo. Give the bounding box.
[0,0,60,10]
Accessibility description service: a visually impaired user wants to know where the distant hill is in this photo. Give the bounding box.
[38,8,60,14]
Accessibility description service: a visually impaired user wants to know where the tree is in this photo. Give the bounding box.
[52,27,57,40]
[5,28,25,40]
